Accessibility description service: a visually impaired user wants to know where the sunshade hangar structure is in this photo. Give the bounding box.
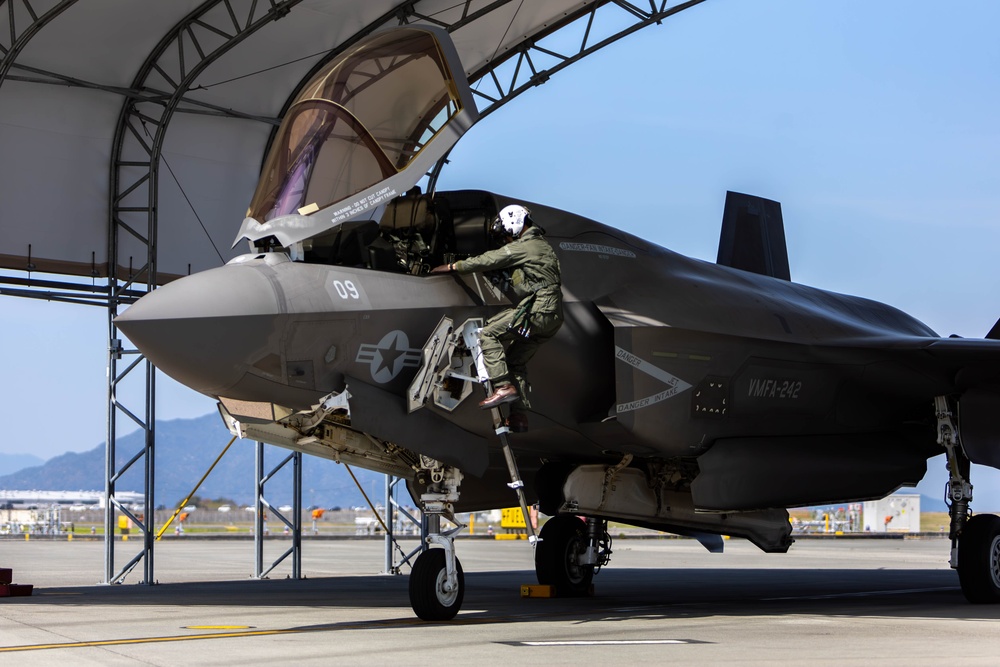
[0,1,709,585]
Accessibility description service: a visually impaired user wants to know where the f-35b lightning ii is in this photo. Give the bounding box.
[116,26,1000,621]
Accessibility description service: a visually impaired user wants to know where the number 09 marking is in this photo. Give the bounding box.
[333,280,360,300]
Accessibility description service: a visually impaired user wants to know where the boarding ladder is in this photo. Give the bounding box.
[408,316,539,544]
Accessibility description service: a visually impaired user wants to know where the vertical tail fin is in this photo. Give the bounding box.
[716,191,790,281]
[987,318,1000,340]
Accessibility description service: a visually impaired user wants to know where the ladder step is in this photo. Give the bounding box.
[498,436,538,543]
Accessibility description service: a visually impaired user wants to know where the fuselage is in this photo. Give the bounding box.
[118,190,953,471]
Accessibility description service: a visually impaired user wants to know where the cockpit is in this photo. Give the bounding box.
[300,188,503,275]
[234,26,498,274]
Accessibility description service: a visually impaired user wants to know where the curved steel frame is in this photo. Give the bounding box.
[0,0,78,92]
[427,0,708,192]
[105,0,303,584]
[1,0,708,584]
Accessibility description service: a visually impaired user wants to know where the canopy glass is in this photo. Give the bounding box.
[248,29,463,223]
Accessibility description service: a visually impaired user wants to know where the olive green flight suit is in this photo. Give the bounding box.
[454,226,563,414]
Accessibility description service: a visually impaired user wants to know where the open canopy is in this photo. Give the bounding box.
[237,25,478,250]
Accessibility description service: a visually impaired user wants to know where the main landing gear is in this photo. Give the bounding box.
[534,515,612,596]
[957,514,1000,603]
[408,458,465,621]
[936,396,1000,603]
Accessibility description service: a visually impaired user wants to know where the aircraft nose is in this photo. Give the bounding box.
[115,264,282,397]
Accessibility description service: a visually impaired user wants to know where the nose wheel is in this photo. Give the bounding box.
[409,459,466,620]
[409,548,465,620]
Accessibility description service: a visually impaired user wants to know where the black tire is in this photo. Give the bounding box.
[535,514,594,596]
[409,548,464,621]
[958,513,1000,604]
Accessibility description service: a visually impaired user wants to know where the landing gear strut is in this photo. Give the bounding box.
[409,458,465,620]
[534,515,611,596]
[936,396,1000,603]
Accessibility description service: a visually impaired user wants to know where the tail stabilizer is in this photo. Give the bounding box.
[987,318,1000,340]
[716,191,790,281]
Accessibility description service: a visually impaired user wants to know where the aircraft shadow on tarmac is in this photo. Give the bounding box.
[19,568,1000,624]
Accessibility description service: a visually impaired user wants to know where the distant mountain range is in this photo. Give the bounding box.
[0,413,387,509]
[0,453,45,477]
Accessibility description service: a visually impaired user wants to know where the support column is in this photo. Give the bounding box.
[384,474,393,574]
[104,328,155,585]
[253,442,302,580]
[105,1,303,586]
[292,450,302,580]
[254,440,264,578]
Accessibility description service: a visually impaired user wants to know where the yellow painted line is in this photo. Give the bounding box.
[183,625,255,630]
[1,604,720,654]
[1,602,641,653]
[0,617,428,653]
[0,629,300,652]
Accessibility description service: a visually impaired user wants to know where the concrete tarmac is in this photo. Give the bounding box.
[2,536,999,665]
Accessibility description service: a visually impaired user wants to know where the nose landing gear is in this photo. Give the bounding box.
[409,459,466,621]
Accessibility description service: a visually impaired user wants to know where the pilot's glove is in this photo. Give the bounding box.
[430,264,454,274]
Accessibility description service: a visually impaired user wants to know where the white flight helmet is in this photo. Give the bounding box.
[497,204,530,238]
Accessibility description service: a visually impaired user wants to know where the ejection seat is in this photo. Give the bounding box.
[369,193,439,274]
[304,220,379,267]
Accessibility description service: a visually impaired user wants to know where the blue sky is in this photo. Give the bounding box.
[3,0,1000,506]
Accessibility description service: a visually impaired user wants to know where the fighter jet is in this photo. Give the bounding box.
[116,26,1000,621]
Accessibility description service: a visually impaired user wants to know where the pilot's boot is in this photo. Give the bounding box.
[479,383,518,409]
[505,412,529,433]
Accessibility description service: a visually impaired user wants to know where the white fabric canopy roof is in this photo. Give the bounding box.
[0,0,704,282]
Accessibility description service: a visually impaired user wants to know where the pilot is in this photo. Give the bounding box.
[431,204,562,432]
